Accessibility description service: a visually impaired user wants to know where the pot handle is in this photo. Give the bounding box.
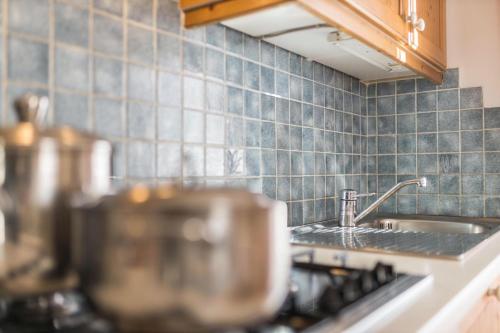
[14,94,49,124]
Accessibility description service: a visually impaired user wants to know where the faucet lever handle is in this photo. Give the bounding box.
[354,193,376,198]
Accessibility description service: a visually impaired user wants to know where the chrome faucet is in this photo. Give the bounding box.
[338,177,427,227]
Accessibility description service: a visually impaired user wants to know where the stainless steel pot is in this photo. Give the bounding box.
[0,94,112,297]
[72,185,290,332]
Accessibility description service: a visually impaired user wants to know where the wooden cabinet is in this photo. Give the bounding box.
[416,0,447,68]
[342,0,446,69]
[342,0,409,41]
[461,277,500,333]
[179,0,446,83]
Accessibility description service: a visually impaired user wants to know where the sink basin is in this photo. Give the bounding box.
[290,215,500,260]
[358,218,490,234]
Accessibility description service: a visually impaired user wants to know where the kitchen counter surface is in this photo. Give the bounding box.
[291,219,500,333]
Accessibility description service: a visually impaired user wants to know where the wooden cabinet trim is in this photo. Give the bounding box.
[182,0,291,28]
[298,0,443,83]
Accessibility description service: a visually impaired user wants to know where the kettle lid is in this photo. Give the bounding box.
[0,94,110,150]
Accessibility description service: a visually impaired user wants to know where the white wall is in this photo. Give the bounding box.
[447,0,500,107]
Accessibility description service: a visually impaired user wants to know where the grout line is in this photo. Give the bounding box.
[48,0,55,124]
[2,0,8,124]
[152,0,158,184]
[88,0,94,132]
[123,0,129,182]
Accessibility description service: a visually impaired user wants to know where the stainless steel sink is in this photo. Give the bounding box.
[290,215,500,260]
[358,218,490,234]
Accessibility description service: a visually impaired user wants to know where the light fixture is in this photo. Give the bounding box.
[327,31,407,72]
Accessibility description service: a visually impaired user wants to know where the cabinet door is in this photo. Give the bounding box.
[342,0,409,41]
[462,277,500,333]
[345,0,446,69]
[414,0,447,68]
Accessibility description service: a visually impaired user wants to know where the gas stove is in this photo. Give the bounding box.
[0,257,426,333]
[250,260,426,333]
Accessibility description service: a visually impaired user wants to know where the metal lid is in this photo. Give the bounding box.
[0,94,110,150]
[95,184,271,211]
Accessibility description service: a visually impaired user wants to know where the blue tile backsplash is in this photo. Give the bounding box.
[367,69,500,218]
[2,0,499,224]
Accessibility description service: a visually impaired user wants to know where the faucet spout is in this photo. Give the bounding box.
[337,177,427,227]
[353,177,427,224]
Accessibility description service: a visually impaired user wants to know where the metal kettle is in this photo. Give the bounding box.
[0,94,113,297]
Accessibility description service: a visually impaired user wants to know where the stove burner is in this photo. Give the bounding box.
[0,291,111,333]
[254,261,418,333]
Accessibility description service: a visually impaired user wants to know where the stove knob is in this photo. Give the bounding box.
[319,285,344,314]
[360,270,378,293]
[373,263,395,285]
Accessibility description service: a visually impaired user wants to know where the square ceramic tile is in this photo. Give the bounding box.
[184,41,204,73]
[460,109,483,130]
[127,102,155,139]
[261,94,275,121]
[303,79,313,104]
[95,0,122,16]
[485,129,500,151]
[206,81,224,112]
[416,78,436,92]
[157,143,181,178]
[439,68,459,89]
[8,37,48,84]
[54,92,88,130]
[206,24,225,48]
[157,33,181,71]
[243,35,259,61]
[245,149,260,176]
[157,0,180,33]
[276,47,289,72]
[94,98,123,138]
[127,0,152,24]
[94,14,123,56]
[261,66,275,94]
[9,0,49,37]
[484,107,500,129]
[461,153,483,174]
[128,64,154,102]
[183,110,204,143]
[55,47,88,91]
[290,54,302,76]
[227,86,243,115]
[461,131,483,152]
[460,87,483,109]
[276,72,289,98]
[128,24,153,64]
[245,119,261,147]
[225,28,243,55]
[438,89,459,111]
[206,114,225,145]
[157,106,181,141]
[128,141,155,178]
[417,92,437,112]
[244,61,260,90]
[377,82,395,96]
[55,2,88,47]
[439,154,460,174]
[396,79,415,94]
[396,94,415,114]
